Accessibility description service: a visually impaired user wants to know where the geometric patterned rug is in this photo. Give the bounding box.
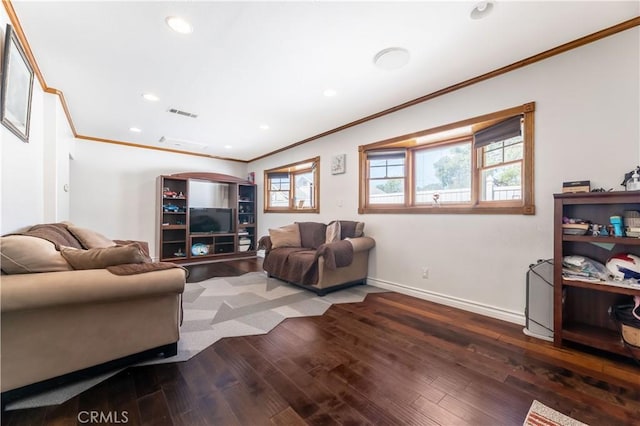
[6,272,386,410]
[163,271,387,363]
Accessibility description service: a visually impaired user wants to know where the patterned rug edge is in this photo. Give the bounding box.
[523,400,588,426]
[5,273,386,410]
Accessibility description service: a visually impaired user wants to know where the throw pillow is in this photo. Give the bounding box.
[339,221,365,239]
[60,245,149,270]
[67,225,116,249]
[269,224,302,249]
[0,235,73,274]
[325,221,341,244]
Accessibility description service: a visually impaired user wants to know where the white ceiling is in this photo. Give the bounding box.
[11,1,640,161]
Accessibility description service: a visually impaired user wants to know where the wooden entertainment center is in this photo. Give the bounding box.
[553,191,640,357]
[156,172,257,263]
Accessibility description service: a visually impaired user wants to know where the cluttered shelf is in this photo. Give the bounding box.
[562,235,640,245]
[554,189,640,358]
[561,278,640,296]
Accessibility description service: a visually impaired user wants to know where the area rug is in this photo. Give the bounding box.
[6,272,386,410]
[523,400,588,426]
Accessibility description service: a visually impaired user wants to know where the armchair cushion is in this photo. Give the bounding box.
[297,222,327,249]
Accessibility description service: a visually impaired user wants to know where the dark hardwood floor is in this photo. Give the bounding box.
[3,259,639,425]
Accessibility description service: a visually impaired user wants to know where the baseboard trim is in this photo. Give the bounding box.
[367,277,525,325]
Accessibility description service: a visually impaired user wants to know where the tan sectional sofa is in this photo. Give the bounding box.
[259,220,375,295]
[0,223,186,405]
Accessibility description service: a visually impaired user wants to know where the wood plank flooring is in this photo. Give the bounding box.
[3,260,639,425]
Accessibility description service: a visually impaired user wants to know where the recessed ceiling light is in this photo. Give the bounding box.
[259,124,270,130]
[323,89,337,97]
[470,1,494,20]
[166,16,193,34]
[142,93,159,102]
[129,127,141,133]
[373,47,410,70]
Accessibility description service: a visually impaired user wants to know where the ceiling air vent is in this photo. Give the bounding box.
[158,136,207,150]
[167,108,198,119]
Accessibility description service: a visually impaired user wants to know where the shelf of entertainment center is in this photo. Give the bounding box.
[158,173,257,262]
[162,225,186,230]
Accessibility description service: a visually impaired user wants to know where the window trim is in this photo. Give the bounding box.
[358,102,535,215]
[264,156,320,213]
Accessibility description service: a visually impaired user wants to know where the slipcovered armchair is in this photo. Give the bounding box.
[258,221,375,295]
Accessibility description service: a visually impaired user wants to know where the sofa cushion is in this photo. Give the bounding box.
[60,245,149,270]
[296,222,327,249]
[67,225,116,249]
[269,224,302,249]
[325,221,341,244]
[339,221,365,239]
[0,235,73,274]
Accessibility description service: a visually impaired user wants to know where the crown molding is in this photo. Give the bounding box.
[3,0,638,164]
[248,16,639,162]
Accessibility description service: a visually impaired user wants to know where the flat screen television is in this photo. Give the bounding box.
[189,207,233,234]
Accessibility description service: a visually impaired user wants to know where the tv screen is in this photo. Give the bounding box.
[189,208,233,234]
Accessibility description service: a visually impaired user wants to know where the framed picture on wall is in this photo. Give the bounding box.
[331,154,346,175]
[1,24,35,143]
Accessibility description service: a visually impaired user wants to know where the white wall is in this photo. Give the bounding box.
[250,28,640,324]
[1,0,80,235]
[69,141,247,258]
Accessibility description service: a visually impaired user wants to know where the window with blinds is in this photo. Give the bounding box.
[358,103,535,214]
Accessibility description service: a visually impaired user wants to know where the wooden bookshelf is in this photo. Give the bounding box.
[553,191,640,357]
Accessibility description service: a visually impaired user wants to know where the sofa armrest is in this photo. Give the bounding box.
[1,268,185,313]
[258,235,272,252]
[346,236,375,252]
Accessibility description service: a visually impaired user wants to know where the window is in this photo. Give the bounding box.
[359,103,535,214]
[367,151,406,205]
[264,157,320,213]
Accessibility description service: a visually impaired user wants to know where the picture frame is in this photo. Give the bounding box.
[331,153,346,175]
[1,24,34,143]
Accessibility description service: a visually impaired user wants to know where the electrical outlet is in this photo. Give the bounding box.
[422,267,429,279]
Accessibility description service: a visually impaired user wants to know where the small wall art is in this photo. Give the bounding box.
[1,24,35,143]
[331,154,346,175]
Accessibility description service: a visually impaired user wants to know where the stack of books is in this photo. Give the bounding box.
[562,223,589,235]
[562,180,590,193]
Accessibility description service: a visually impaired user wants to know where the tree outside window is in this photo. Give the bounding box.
[359,103,535,214]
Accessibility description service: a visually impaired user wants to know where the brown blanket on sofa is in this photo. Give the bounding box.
[315,240,353,269]
[263,240,354,286]
[10,223,182,277]
[12,223,84,250]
